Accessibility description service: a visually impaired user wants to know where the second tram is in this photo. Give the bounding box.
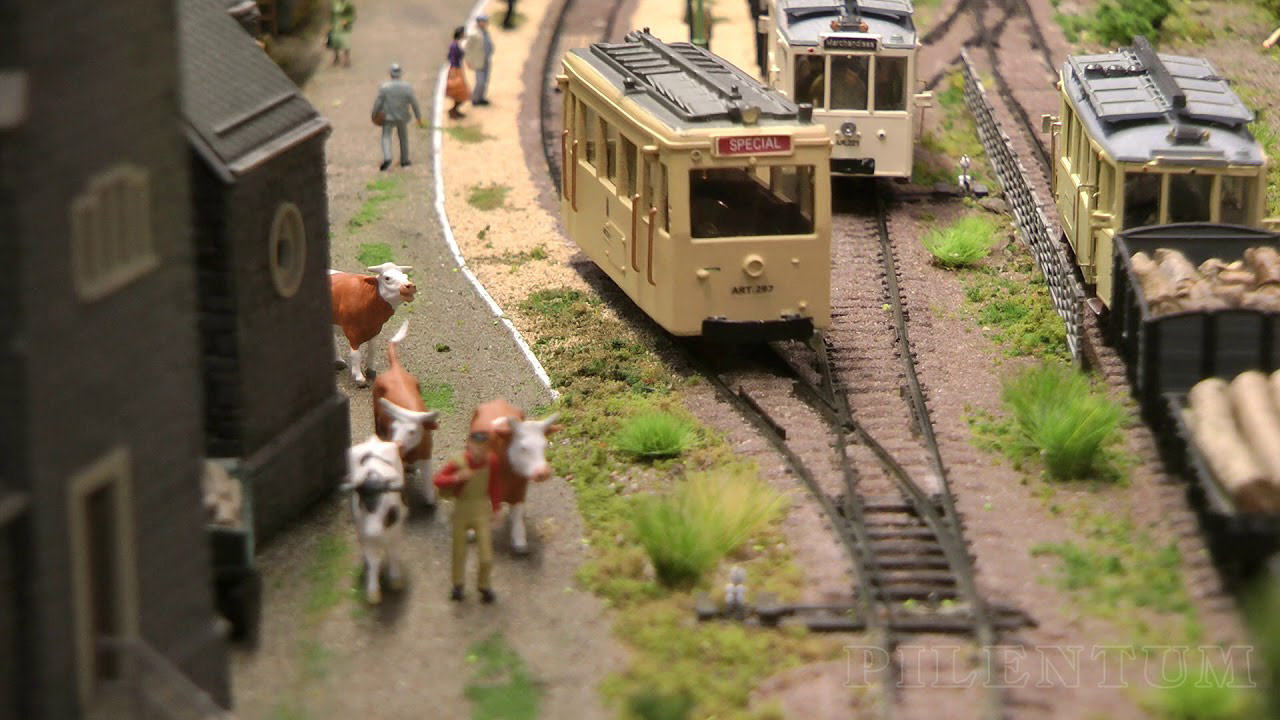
[761,0,931,178]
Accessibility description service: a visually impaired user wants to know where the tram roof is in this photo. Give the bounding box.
[775,0,917,49]
[570,31,807,131]
[1063,38,1263,166]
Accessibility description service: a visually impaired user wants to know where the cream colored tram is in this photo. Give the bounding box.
[558,30,832,341]
[761,0,930,178]
[1047,37,1278,305]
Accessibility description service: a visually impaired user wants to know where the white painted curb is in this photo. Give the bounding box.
[432,0,559,401]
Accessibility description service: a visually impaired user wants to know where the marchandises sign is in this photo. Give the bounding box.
[715,135,793,156]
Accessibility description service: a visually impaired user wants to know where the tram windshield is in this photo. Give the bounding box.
[874,57,908,111]
[1123,171,1259,229]
[689,166,816,238]
[829,56,869,111]
[794,55,825,109]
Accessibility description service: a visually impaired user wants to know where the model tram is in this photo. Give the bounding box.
[758,0,930,178]
[1047,36,1277,305]
[558,29,832,341]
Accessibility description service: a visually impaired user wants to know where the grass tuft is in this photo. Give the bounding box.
[1002,362,1126,480]
[468,183,510,211]
[356,242,394,267]
[631,469,785,588]
[1091,0,1172,46]
[420,381,455,413]
[627,689,695,720]
[922,215,997,268]
[464,633,541,720]
[614,411,697,459]
[446,124,494,144]
[1141,653,1257,719]
[348,177,403,230]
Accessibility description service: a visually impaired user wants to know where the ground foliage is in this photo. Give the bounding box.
[922,215,998,268]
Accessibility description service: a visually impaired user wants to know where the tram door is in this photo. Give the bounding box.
[601,122,628,273]
[638,153,663,290]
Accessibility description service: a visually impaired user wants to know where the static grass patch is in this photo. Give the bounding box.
[356,241,394,267]
[914,71,996,189]
[1141,658,1259,720]
[627,690,696,720]
[1002,362,1127,481]
[468,182,510,211]
[614,411,698,459]
[1243,579,1280,718]
[446,124,494,143]
[464,633,542,720]
[519,285,843,717]
[631,469,786,587]
[922,215,997,268]
[303,532,352,615]
[420,381,455,413]
[349,176,404,230]
[475,245,550,272]
[961,241,1070,361]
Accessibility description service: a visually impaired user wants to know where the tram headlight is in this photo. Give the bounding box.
[743,254,766,278]
[840,122,857,137]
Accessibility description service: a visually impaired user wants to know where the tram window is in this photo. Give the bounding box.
[1099,161,1115,210]
[689,165,815,238]
[582,105,598,166]
[1220,175,1253,225]
[1122,172,1161,229]
[873,57,907,111]
[1168,174,1213,223]
[621,135,638,197]
[1063,110,1075,164]
[794,55,825,109]
[605,123,618,183]
[661,164,670,233]
[830,56,869,111]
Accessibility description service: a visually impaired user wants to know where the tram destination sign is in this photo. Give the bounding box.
[823,35,878,51]
[715,135,793,157]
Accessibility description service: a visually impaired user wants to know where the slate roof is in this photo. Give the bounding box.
[179,0,328,180]
[573,31,803,131]
[776,0,917,49]
[1063,38,1262,165]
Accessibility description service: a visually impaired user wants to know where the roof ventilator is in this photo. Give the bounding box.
[1132,36,1207,145]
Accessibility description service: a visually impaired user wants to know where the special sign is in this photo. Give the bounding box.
[715,135,793,157]
[823,36,878,51]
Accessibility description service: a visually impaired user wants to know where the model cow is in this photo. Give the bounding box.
[373,320,440,506]
[342,436,408,604]
[330,261,417,386]
[471,399,561,554]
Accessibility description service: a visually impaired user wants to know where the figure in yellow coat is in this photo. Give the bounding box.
[433,430,500,603]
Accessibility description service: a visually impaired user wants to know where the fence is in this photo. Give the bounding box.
[958,49,1085,363]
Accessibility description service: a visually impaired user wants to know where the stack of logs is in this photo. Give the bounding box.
[1186,370,1280,513]
[1130,246,1280,315]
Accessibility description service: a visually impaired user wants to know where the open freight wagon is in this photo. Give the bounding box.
[1109,223,1280,582]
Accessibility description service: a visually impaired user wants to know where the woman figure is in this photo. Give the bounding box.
[330,0,356,68]
[446,27,470,119]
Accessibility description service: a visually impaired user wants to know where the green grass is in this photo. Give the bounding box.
[1243,577,1280,718]
[464,634,542,720]
[1091,0,1173,45]
[468,183,510,211]
[1002,362,1127,480]
[922,215,998,268]
[420,381,455,412]
[356,242,394,267]
[632,469,785,587]
[1142,669,1257,720]
[914,71,996,189]
[517,284,845,717]
[613,411,698,459]
[348,176,404,230]
[475,245,551,273]
[446,124,494,143]
[627,690,696,720]
[303,533,352,615]
[960,238,1069,360]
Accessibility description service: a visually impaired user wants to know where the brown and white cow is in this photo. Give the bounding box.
[471,398,561,554]
[373,320,440,506]
[330,261,417,386]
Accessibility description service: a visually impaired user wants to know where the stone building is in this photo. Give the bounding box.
[0,0,231,716]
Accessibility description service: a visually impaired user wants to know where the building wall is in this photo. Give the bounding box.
[7,0,228,714]
[224,136,350,541]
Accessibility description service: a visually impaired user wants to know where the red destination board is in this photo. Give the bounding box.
[715,135,793,157]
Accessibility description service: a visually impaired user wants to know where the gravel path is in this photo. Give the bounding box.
[228,1,620,717]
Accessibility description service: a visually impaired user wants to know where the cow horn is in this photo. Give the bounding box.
[539,412,560,428]
[396,265,413,271]
[365,261,398,273]
[378,398,439,424]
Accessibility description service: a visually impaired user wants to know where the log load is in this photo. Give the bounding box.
[1187,376,1280,513]
[1130,246,1280,315]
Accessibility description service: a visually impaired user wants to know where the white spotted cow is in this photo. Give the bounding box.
[470,399,562,554]
[342,436,408,604]
[330,262,417,387]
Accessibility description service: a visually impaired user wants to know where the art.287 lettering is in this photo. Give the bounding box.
[731,284,774,295]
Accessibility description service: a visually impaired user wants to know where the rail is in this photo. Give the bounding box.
[959,48,1085,363]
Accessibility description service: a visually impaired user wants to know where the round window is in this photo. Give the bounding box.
[268,202,306,298]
